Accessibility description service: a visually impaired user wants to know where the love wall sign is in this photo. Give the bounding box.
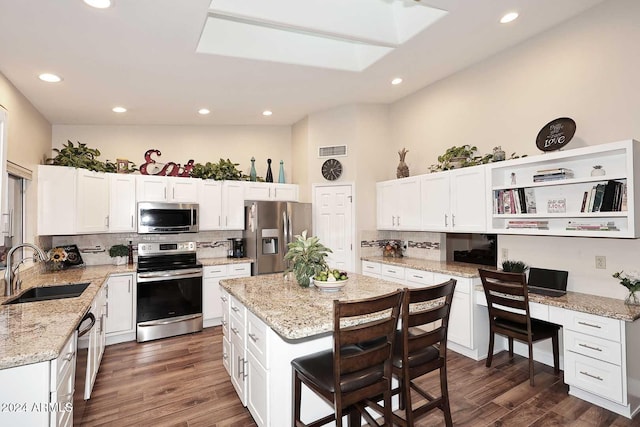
[535,117,576,152]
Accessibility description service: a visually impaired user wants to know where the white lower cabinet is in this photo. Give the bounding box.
[105,273,135,344]
[559,308,637,415]
[229,294,247,405]
[0,331,77,427]
[360,261,487,360]
[204,263,250,328]
[246,310,270,427]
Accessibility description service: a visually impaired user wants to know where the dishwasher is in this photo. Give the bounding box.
[73,310,96,425]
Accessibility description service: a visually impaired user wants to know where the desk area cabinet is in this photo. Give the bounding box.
[476,290,640,419]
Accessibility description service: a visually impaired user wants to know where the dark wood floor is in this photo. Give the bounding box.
[81,327,635,426]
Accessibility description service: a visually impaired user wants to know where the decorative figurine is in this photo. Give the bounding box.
[278,160,285,183]
[397,148,409,178]
[250,157,257,182]
[266,158,273,182]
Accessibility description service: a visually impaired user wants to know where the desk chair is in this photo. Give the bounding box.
[291,289,403,427]
[390,279,457,427]
[479,269,560,386]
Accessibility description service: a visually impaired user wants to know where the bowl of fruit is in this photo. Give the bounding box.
[312,269,349,292]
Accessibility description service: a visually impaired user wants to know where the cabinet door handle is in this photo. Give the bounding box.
[231,306,240,313]
[243,359,248,379]
[579,371,603,381]
[397,216,400,226]
[577,321,601,329]
[248,333,258,342]
[445,214,448,226]
[223,352,228,360]
[412,275,423,279]
[105,216,109,227]
[164,188,167,200]
[173,187,175,200]
[274,188,277,198]
[221,295,228,302]
[106,302,109,318]
[63,352,74,362]
[131,215,134,228]
[218,215,221,226]
[578,343,602,352]
[452,214,455,227]
[388,269,396,274]
[221,320,227,326]
[128,279,131,293]
[231,327,240,335]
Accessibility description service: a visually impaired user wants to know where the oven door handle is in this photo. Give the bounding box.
[136,268,203,283]
[138,314,202,326]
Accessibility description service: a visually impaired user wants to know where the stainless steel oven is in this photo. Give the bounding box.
[136,241,203,342]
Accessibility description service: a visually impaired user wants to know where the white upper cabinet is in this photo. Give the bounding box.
[198,180,223,230]
[487,139,639,238]
[198,180,245,230]
[76,169,110,233]
[223,181,246,230]
[420,166,487,233]
[242,182,299,201]
[136,175,199,203]
[376,176,421,230]
[109,174,137,232]
[38,165,77,235]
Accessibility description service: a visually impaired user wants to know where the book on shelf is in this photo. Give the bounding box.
[507,220,549,229]
[592,183,606,212]
[582,181,626,212]
[536,168,574,174]
[566,221,619,231]
[533,173,574,182]
[580,191,588,213]
[524,188,537,213]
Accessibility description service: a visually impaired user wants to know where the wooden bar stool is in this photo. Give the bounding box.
[479,268,560,386]
[291,289,403,427]
[389,279,457,427]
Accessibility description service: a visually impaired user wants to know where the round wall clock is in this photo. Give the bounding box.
[321,158,343,181]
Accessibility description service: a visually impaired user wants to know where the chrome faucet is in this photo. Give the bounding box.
[4,243,48,297]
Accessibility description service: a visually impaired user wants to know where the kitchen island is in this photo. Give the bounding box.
[219,273,404,427]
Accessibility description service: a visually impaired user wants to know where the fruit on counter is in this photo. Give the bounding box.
[314,269,349,282]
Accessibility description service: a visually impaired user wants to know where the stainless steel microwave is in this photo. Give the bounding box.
[137,202,199,234]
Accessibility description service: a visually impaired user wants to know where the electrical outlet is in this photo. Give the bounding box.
[595,256,606,269]
[501,248,508,259]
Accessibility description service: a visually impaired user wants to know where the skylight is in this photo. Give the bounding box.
[197,0,448,71]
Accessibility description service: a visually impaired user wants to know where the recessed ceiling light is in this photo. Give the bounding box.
[198,108,210,115]
[83,0,113,9]
[500,12,519,24]
[112,106,127,113]
[38,73,62,83]
[262,110,273,116]
[391,77,403,85]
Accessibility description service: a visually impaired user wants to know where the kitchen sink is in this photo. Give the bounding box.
[3,282,91,304]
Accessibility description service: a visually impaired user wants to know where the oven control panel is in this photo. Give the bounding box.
[138,241,196,256]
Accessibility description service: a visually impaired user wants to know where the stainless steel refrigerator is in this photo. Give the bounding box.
[243,201,312,275]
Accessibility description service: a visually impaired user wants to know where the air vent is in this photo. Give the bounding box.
[318,145,347,158]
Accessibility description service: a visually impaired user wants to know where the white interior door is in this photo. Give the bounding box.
[313,184,354,273]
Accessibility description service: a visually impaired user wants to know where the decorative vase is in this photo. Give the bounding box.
[266,158,273,182]
[591,165,605,176]
[625,291,639,306]
[278,160,285,183]
[397,148,409,178]
[449,157,466,169]
[493,146,506,162]
[250,157,257,182]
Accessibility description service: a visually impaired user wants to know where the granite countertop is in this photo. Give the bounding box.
[220,273,403,341]
[361,256,492,278]
[475,285,640,322]
[0,256,251,371]
[199,257,254,266]
[0,264,135,370]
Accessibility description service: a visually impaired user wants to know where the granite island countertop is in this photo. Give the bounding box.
[220,273,403,341]
[361,256,492,278]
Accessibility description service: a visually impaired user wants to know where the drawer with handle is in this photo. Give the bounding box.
[564,329,622,366]
[381,265,405,284]
[362,261,381,276]
[564,350,624,404]
[405,268,434,287]
[563,310,621,341]
[246,310,269,369]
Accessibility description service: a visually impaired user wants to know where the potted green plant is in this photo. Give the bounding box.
[501,260,529,273]
[47,140,116,172]
[191,158,254,180]
[109,244,129,265]
[284,230,332,287]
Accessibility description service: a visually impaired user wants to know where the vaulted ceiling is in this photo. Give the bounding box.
[0,0,604,125]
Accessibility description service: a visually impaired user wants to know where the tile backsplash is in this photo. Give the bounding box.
[52,230,242,265]
[360,230,445,261]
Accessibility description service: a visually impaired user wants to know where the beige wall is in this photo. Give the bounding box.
[51,125,292,180]
[0,73,51,246]
[387,0,640,300]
